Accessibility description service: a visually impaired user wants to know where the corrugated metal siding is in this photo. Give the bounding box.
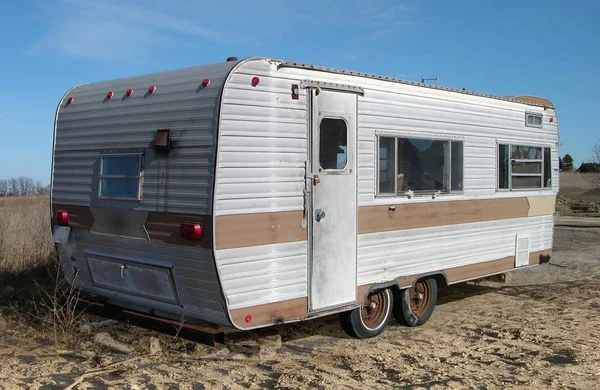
[68,232,229,325]
[357,215,554,286]
[215,59,557,311]
[52,61,241,326]
[53,60,239,214]
[213,60,309,311]
[217,241,308,310]
[214,60,308,216]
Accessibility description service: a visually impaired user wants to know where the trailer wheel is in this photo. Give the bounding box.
[394,278,437,327]
[341,288,392,339]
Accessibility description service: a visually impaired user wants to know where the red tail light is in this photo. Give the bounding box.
[180,222,203,240]
[54,211,69,226]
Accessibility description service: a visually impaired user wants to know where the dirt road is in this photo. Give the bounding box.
[1,222,599,389]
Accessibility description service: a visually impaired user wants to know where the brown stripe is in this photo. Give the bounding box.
[358,198,530,235]
[52,204,94,232]
[230,297,307,328]
[444,256,515,283]
[145,212,212,249]
[215,210,306,250]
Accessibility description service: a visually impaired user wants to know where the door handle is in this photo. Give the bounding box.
[315,209,326,222]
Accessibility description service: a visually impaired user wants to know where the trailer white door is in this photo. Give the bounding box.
[309,89,357,312]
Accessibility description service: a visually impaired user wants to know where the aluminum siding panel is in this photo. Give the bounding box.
[214,60,309,312]
[53,61,238,214]
[357,215,554,286]
[213,58,557,313]
[67,232,229,325]
[52,61,240,327]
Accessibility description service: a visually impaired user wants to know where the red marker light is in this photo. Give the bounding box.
[180,222,203,240]
[53,211,69,226]
[251,77,260,87]
[148,85,157,94]
[126,88,133,96]
[67,97,74,104]
[106,91,114,99]
[202,79,210,87]
[245,315,252,323]
[549,117,554,123]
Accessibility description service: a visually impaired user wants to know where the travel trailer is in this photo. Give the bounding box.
[51,57,558,339]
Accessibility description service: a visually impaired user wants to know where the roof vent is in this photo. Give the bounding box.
[226,57,238,62]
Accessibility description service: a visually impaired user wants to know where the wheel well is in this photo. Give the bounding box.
[413,273,448,289]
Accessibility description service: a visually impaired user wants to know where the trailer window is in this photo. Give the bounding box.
[99,154,143,200]
[497,144,550,190]
[319,118,348,170]
[526,113,543,128]
[377,136,463,196]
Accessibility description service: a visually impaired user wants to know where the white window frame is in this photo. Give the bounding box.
[525,112,543,128]
[497,143,552,191]
[375,133,465,198]
[98,153,144,201]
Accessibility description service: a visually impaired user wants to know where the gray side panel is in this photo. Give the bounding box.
[53,60,239,214]
[69,232,229,325]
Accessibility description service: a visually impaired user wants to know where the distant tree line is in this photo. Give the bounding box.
[0,177,50,196]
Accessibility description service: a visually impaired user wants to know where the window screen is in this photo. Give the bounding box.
[99,155,143,199]
[319,118,348,170]
[511,145,542,189]
[497,144,550,190]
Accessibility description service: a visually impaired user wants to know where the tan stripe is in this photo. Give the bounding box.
[527,196,556,217]
[358,198,530,235]
[215,210,306,250]
[444,256,515,283]
[229,297,307,328]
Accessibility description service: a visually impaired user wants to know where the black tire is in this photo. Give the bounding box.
[341,288,393,339]
[394,278,437,327]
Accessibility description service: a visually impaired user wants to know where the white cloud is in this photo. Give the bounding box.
[31,0,416,63]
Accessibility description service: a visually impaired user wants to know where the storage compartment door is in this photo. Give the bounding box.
[86,254,180,305]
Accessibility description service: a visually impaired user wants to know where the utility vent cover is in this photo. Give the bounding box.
[515,234,530,267]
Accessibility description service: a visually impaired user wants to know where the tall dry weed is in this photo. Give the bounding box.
[0,196,55,275]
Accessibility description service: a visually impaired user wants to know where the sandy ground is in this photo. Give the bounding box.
[1,220,600,389]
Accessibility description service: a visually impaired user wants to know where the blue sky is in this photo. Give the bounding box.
[1,0,598,183]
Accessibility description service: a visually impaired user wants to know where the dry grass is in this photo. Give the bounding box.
[0,195,55,276]
[560,171,600,190]
[0,196,83,345]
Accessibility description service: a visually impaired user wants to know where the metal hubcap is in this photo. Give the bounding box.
[361,289,389,330]
[410,281,431,317]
